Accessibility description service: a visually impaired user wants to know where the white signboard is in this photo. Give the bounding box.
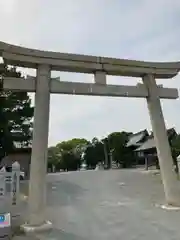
[0,213,11,228]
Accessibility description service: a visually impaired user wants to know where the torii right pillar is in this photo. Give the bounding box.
[143,74,180,207]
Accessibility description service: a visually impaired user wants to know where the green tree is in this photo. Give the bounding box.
[56,138,88,153]
[61,151,81,171]
[0,64,34,160]
[48,138,89,171]
[107,131,134,168]
[171,134,180,157]
[170,133,180,174]
[84,138,104,168]
[83,133,134,169]
[47,146,60,171]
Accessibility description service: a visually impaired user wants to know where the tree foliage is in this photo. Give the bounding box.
[0,64,34,160]
[48,130,180,172]
[47,132,138,171]
[171,134,180,158]
[107,132,132,167]
[48,138,89,171]
[84,139,104,169]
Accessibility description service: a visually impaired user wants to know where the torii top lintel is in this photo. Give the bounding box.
[0,41,180,79]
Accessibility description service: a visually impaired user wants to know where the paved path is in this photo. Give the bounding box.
[16,169,180,239]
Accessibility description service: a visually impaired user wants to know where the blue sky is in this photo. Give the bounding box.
[1,0,180,146]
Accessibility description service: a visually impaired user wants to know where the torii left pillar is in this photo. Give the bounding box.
[21,64,52,232]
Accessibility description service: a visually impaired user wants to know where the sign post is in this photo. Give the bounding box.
[0,213,11,238]
[0,167,11,238]
[11,162,20,207]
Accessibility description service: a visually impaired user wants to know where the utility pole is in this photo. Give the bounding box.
[101,138,109,169]
[103,143,109,169]
[109,149,115,169]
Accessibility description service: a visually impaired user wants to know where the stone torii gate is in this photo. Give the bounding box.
[1,41,180,231]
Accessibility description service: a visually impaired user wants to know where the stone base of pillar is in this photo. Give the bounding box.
[161,204,180,211]
[155,203,180,210]
[20,220,52,233]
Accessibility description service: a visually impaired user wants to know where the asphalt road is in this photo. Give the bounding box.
[20,169,180,240]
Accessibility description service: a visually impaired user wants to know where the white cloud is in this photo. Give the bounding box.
[0,0,180,145]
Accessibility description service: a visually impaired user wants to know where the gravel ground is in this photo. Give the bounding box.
[14,169,180,239]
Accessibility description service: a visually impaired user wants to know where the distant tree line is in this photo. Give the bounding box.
[47,133,132,171]
[47,132,180,172]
